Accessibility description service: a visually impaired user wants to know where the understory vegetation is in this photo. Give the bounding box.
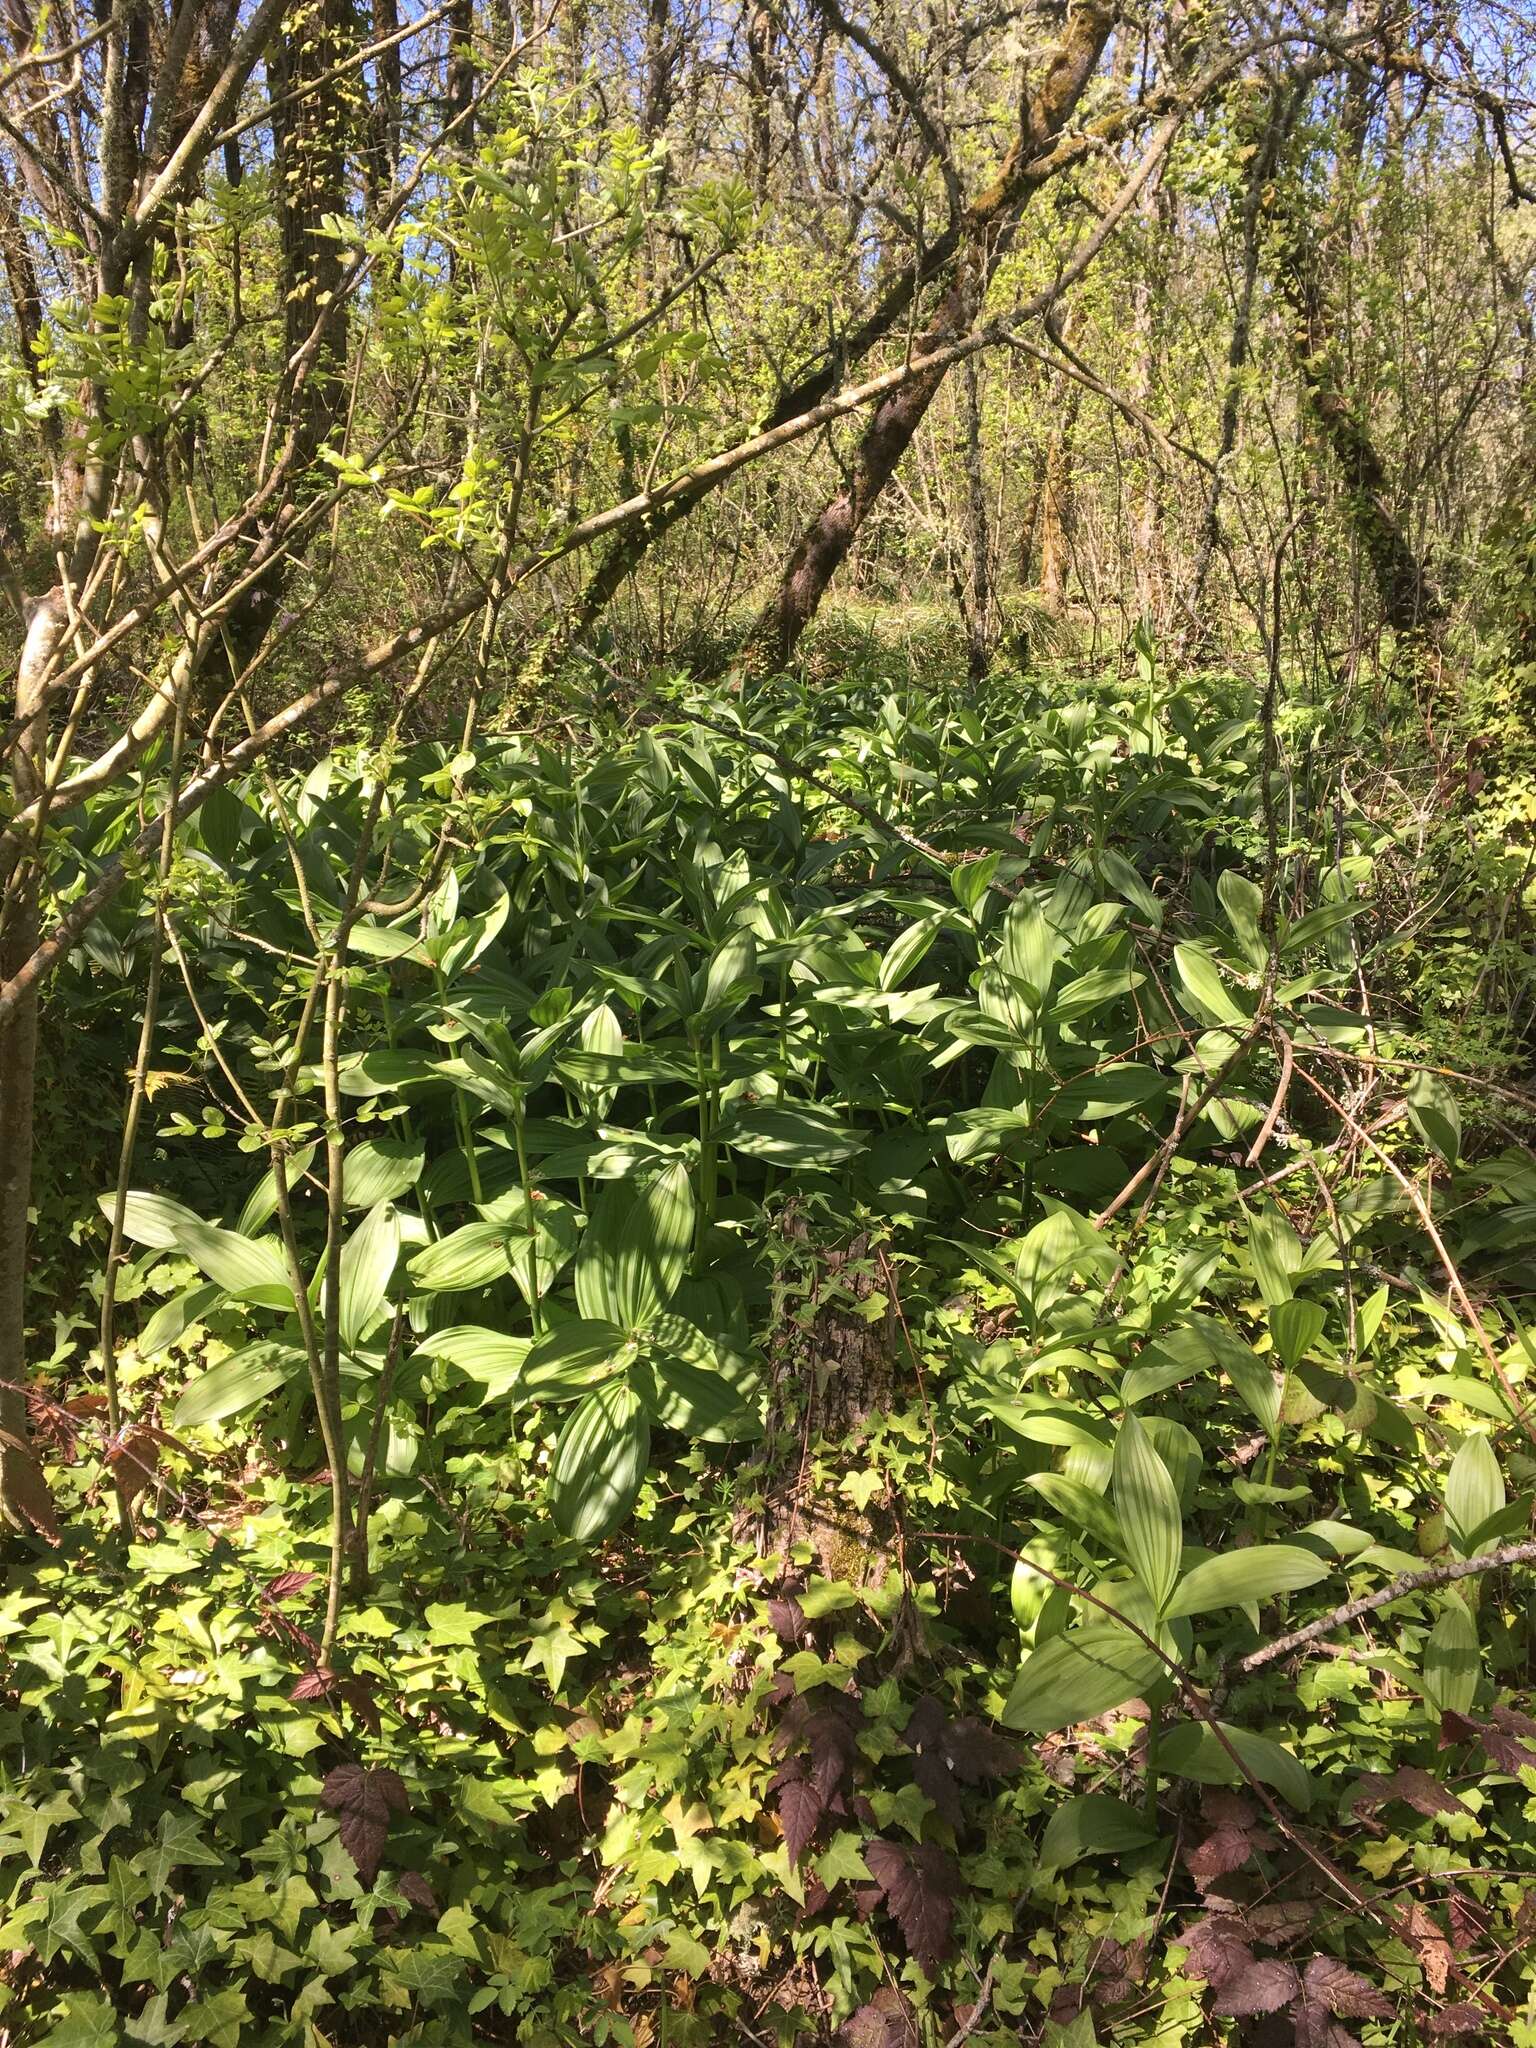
[4,0,1536,2044]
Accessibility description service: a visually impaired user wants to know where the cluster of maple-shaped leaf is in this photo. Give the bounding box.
[765,1590,1019,1977]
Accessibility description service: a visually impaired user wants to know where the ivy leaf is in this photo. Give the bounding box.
[135,1807,226,1894]
[320,1764,408,1885]
[39,1994,119,2047]
[863,1838,958,1977]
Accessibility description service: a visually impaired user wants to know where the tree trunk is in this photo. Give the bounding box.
[1037,349,1082,614]
[0,595,66,1535]
[959,354,993,679]
[744,0,1117,671]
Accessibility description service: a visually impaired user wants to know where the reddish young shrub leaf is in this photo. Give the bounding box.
[841,1987,919,2047]
[1185,1826,1256,1888]
[1248,1900,1315,1946]
[1429,2006,1492,2037]
[801,1705,859,1800]
[1182,1915,1257,1989]
[767,1594,807,1645]
[1403,1907,1452,1995]
[864,1838,958,1977]
[1301,1957,1393,2019]
[263,1570,319,1605]
[1291,2001,1362,2048]
[108,1425,161,1519]
[772,1760,825,1866]
[0,1444,59,1543]
[1347,1766,1466,1819]
[320,1763,408,1884]
[1209,1957,1300,2017]
[397,1871,439,1915]
[903,1696,947,1753]
[941,1716,1020,1784]
[912,1749,963,1828]
[1203,1790,1258,1830]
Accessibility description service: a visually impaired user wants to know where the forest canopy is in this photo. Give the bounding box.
[3,1,1536,2044]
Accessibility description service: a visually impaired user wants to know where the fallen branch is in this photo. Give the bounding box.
[1239,1539,1536,1675]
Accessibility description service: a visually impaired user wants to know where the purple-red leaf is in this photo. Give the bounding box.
[864,1838,958,1977]
[397,1871,439,1915]
[1347,1766,1467,1819]
[841,1987,919,2047]
[772,1760,825,1866]
[1301,1957,1393,2019]
[263,1570,319,1605]
[768,1594,807,1645]
[941,1715,1020,1785]
[1185,1826,1255,1888]
[1208,1956,1301,2016]
[1429,2006,1491,2037]
[1182,1915,1257,1990]
[912,1749,964,1828]
[1291,1997,1363,2048]
[320,1763,408,1885]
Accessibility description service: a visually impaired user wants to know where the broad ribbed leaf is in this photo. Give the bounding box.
[519,1319,627,1403]
[1423,1595,1480,1718]
[1217,868,1267,968]
[716,1103,864,1166]
[1160,1720,1316,1810]
[999,899,1058,1003]
[1039,1794,1159,1871]
[1406,1069,1461,1166]
[414,1326,531,1398]
[342,1136,425,1208]
[1112,1411,1184,1612]
[139,1282,222,1355]
[1174,943,1249,1027]
[1445,1434,1504,1556]
[408,1220,511,1292]
[338,1202,400,1351]
[173,1341,302,1431]
[1002,1623,1165,1733]
[235,1145,317,1236]
[105,1191,204,1252]
[646,1352,760,1440]
[574,1162,692,1332]
[550,1380,650,1543]
[477,1188,580,1304]
[1269,1297,1326,1372]
[1247,1205,1301,1306]
[1024,1472,1124,1557]
[1164,1545,1327,1618]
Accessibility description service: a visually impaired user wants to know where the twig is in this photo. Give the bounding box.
[942,1950,998,2048]
[1239,1540,1536,1675]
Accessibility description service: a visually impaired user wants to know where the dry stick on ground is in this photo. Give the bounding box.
[918,1527,1514,2027]
[1288,1057,1536,1451]
[1239,1539,1536,1676]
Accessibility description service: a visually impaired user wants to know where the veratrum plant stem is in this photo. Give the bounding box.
[98,689,190,1538]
